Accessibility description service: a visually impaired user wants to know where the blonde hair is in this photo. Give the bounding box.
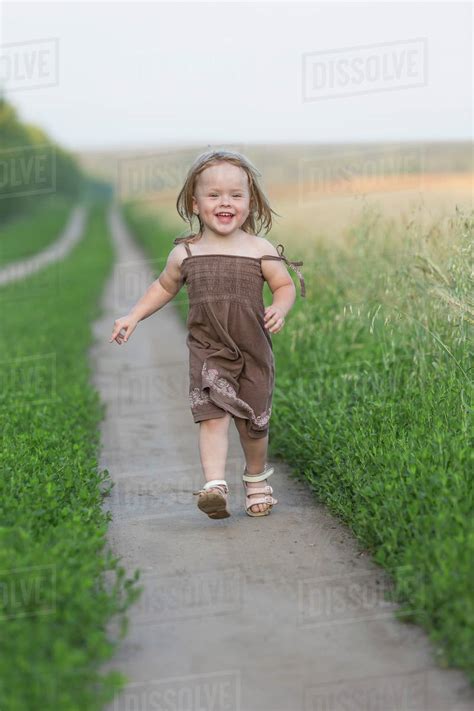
[176,149,279,237]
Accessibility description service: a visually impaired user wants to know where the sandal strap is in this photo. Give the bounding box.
[246,494,277,507]
[243,485,273,495]
[242,465,274,483]
[203,479,227,490]
[192,479,228,496]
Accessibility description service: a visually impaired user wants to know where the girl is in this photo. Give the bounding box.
[110,150,306,519]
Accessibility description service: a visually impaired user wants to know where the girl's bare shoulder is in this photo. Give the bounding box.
[171,233,202,267]
[255,236,280,258]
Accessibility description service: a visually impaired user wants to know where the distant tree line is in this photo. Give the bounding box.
[0,94,85,222]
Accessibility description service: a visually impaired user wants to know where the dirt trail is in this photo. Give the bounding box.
[0,205,87,286]
[92,203,472,711]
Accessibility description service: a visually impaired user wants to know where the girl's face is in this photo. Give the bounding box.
[192,162,251,236]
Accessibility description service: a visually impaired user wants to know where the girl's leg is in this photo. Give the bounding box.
[198,412,232,483]
[233,416,270,514]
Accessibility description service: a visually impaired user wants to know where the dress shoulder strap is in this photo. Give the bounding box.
[173,234,196,258]
[261,243,306,298]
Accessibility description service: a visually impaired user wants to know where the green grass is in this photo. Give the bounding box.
[0,202,140,710]
[0,195,75,267]
[271,204,473,680]
[122,199,473,682]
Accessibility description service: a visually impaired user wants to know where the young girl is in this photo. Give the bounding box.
[110,150,306,520]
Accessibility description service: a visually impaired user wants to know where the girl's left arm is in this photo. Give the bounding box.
[268,283,296,317]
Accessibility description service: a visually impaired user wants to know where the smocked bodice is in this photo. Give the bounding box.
[180,255,265,307]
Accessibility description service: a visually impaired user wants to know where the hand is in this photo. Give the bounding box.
[264,305,286,334]
[109,315,139,345]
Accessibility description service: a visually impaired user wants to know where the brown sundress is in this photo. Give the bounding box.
[171,235,306,439]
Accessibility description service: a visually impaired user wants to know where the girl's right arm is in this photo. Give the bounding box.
[109,247,184,344]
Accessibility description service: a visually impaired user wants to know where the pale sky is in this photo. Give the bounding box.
[0,1,472,150]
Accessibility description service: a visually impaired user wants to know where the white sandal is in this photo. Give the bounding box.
[242,464,278,517]
[193,479,231,519]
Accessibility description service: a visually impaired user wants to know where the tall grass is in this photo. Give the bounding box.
[0,202,140,710]
[271,203,473,680]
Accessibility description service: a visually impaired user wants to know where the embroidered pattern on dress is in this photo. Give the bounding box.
[193,361,272,428]
[189,388,211,407]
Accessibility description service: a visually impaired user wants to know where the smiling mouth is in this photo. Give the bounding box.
[216,213,234,217]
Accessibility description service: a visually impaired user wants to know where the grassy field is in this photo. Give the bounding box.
[121,185,473,682]
[134,169,473,254]
[269,202,473,680]
[0,201,139,710]
[78,139,472,247]
[0,195,76,267]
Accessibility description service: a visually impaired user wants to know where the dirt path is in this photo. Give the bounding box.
[92,203,472,711]
[0,205,87,286]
